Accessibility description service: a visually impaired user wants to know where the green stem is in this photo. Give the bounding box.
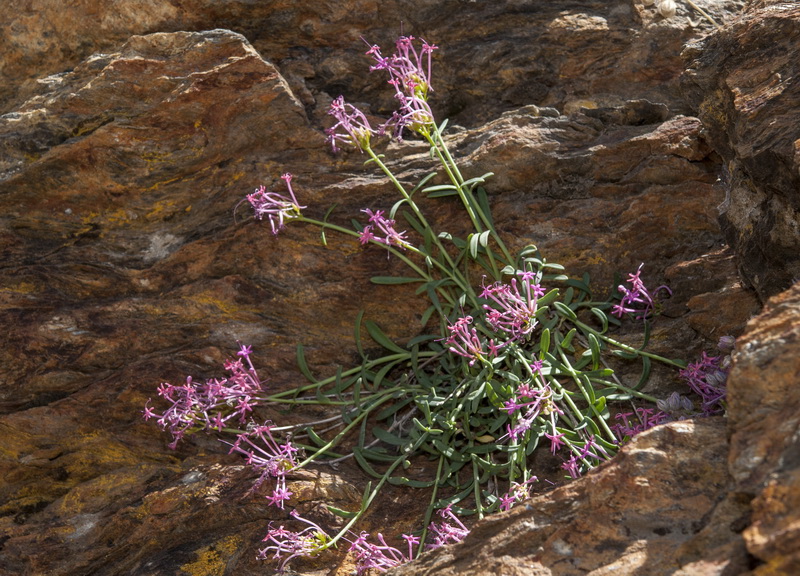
[572,318,687,369]
[556,347,616,443]
[425,127,515,271]
[293,392,399,470]
[265,351,435,401]
[322,430,431,550]
[418,455,445,548]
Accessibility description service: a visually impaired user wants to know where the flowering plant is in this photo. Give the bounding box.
[145,35,731,573]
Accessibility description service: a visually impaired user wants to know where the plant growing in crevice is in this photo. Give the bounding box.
[145,35,730,573]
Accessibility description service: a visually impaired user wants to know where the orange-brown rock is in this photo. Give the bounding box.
[5,2,799,575]
[391,418,752,576]
[683,0,800,300]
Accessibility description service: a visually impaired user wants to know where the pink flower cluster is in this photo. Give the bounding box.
[225,422,298,504]
[259,510,330,572]
[347,505,470,574]
[366,35,438,139]
[445,271,545,367]
[611,407,671,442]
[560,435,611,479]
[611,264,671,320]
[678,340,732,415]
[481,271,545,339]
[325,36,438,152]
[359,208,409,248]
[503,362,563,443]
[498,477,539,512]
[143,343,265,449]
[245,173,305,235]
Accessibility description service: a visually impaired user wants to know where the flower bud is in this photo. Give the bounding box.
[718,335,736,353]
[657,0,677,18]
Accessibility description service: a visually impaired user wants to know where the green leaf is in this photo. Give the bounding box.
[590,307,609,333]
[328,506,357,519]
[424,184,460,198]
[372,426,408,447]
[370,276,425,285]
[537,288,560,307]
[539,328,551,359]
[640,320,652,350]
[462,175,489,190]
[552,300,578,321]
[468,230,491,259]
[410,172,437,195]
[611,349,639,360]
[560,328,577,350]
[402,212,427,237]
[372,359,400,391]
[305,427,328,448]
[419,304,438,328]
[354,309,366,358]
[635,356,652,390]
[320,204,338,246]
[475,186,494,227]
[388,477,436,488]
[588,333,601,370]
[564,277,591,295]
[389,198,408,220]
[353,448,385,479]
[365,320,406,354]
[296,344,316,383]
[594,396,608,416]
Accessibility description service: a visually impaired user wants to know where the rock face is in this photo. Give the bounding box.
[392,418,750,576]
[682,0,800,301]
[2,1,798,575]
[1,0,745,124]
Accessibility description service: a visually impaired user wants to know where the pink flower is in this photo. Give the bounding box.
[245,173,306,235]
[359,208,409,249]
[611,264,671,320]
[326,96,375,152]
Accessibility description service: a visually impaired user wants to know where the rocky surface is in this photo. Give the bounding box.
[1,0,745,124]
[2,1,798,575]
[682,0,800,301]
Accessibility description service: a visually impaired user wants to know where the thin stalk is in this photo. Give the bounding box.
[685,0,721,29]
[265,352,433,400]
[322,430,431,549]
[556,347,616,443]
[573,318,687,369]
[293,392,399,470]
[425,127,515,269]
[418,455,445,548]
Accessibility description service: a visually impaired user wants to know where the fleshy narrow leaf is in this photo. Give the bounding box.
[373,426,408,447]
[560,327,577,350]
[552,300,578,321]
[365,320,406,354]
[328,505,358,519]
[539,328,551,359]
[388,477,436,488]
[354,309,366,357]
[588,333,601,370]
[634,355,652,390]
[590,307,609,333]
[371,276,425,285]
[296,344,316,383]
[353,448,385,479]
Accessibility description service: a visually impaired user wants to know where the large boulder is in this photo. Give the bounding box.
[683,0,800,300]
